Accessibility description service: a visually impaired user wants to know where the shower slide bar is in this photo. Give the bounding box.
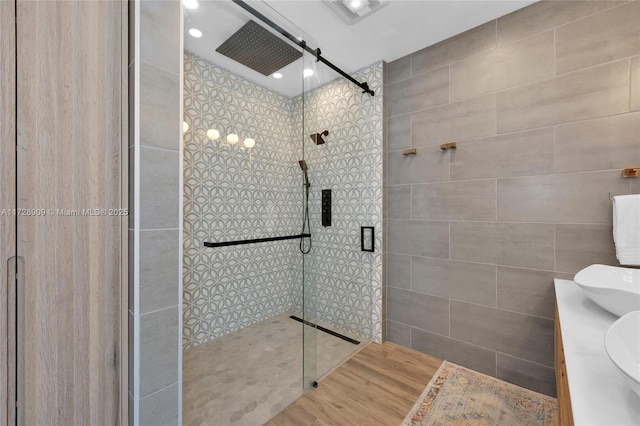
[231,0,375,97]
[204,233,311,248]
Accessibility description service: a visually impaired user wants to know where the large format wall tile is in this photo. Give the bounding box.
[411,21,497,75]
[412,180,496,221]
[140,0,181,74]
[140,62,180,150]
[450,30,554,102]
[387,287,449,335]
[497,171,629,223]
[555,1,640,75]
[386,145,449,185]
[385,55,411,85]
[128,312,134,395]
[497,0,626,47]
[411,327,497,376]
[387,220,449,258]
[497,60,630,132]
[412,94,497,146]
[385,320,410,347]
[450,301,554,367]
[387,66,449,117]
[497,353,557,397]
[139,383,179,426]
[386,114,411,151]
[450,222,554,270]
[555,113,640,173]
[632,56,640,111]
[383,0,636,397]
[139,307,179,397]
[386,253,411,289]
[450,127,554,180]
[386,185,411,219]
[633,176,640,194]
[411,256,496,307]
[497,267,555,319]
[555,224,618,273]
[139,146,179,229]
[139,230,179,314]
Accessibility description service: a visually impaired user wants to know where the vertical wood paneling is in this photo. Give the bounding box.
[15,1,123,424]
[120,2,129,425]
[0,1,16,425]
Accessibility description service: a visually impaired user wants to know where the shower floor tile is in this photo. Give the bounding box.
[183,312,366,426]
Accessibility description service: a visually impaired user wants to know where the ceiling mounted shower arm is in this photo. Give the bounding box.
[231,0,375,97]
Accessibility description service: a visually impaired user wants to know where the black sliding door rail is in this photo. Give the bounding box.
[231,0,375,97]
[204,233,311,248]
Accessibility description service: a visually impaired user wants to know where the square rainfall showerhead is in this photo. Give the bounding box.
[215,20,303,76]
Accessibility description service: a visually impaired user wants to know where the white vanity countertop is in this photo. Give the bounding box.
[554,279,640,425]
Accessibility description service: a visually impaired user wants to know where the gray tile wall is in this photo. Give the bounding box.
[383,0,640,397]
[129,1,182,424]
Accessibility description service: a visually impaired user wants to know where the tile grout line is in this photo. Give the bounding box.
[554,224,557,273]
[390,55,634,119]
[629,57,633,111]
[388,285,556,321]
[139,381,179,401]
[497,0,630,53]
[495,263,498,316]
[389,319,555,370]
[553,28,557,76]
[388,109,639,155]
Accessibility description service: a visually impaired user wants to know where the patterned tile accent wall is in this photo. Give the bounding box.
[384,0,640,397]
[291,62,384,342]
[183,50,384,348]
[183,50,300,349]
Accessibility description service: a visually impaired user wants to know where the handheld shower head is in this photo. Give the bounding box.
[298,160,310,188]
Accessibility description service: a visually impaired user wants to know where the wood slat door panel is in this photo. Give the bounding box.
[1,1,17,425]
[15,1,123,424]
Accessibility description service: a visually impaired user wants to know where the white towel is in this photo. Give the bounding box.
[613,194,640,266]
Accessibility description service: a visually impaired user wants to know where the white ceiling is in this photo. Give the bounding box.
[184,0,536,97]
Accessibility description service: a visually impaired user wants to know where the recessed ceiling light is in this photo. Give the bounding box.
[273,72,283,79]
[303,69,314,78]
[189,28,202,38]
[183,0,199,10]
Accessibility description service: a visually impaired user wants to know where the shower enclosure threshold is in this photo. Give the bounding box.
[182,312,366,426]
[288,315,360,345]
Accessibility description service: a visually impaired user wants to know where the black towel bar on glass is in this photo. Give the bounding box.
[204,234,311,248]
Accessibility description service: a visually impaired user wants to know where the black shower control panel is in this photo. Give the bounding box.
[322,189,331,227]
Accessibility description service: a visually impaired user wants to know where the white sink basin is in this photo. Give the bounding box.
[605,311,640,399]
[574,264,640,317]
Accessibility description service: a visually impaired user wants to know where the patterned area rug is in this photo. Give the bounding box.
[402,361,559,426]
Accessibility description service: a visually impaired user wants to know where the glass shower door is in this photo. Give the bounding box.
[300,44,320,392]
[239,1,322,392]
